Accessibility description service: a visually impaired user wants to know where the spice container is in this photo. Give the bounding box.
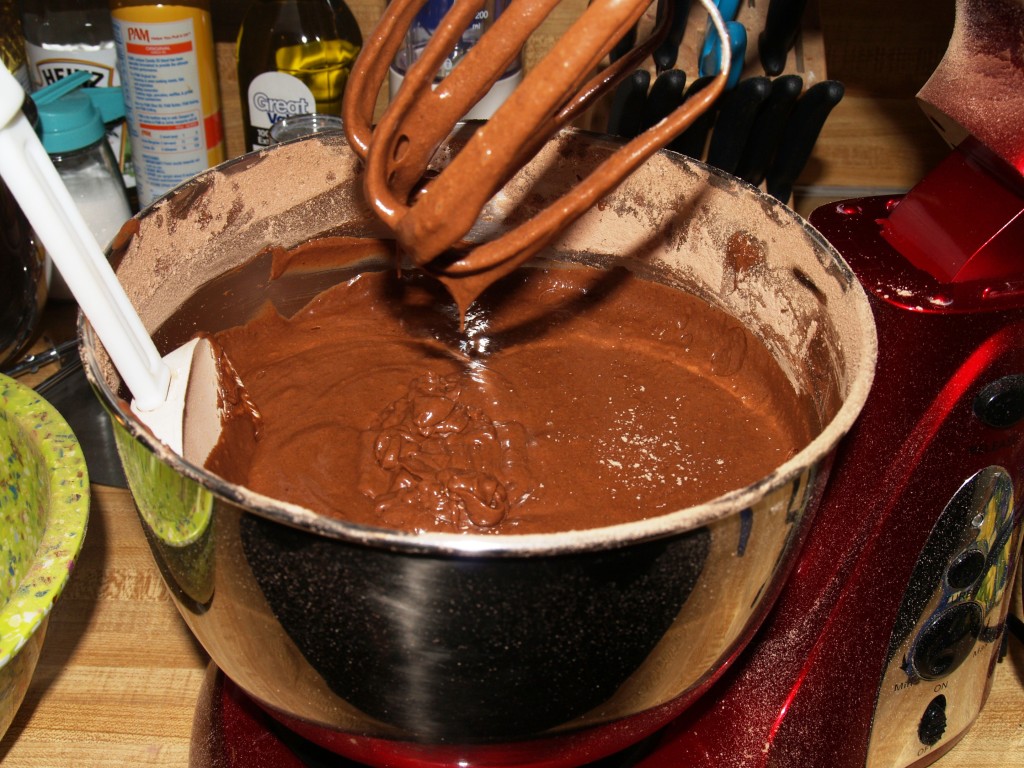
[31,71,132,301]
[21,0,135,198]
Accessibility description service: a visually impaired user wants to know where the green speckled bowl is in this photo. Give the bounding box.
[0,373,89,739]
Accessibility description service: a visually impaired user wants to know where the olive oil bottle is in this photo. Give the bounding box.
[237,0,362,151]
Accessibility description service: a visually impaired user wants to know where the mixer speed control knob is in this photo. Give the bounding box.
[911,602,984,680]
[973,375,1024,429]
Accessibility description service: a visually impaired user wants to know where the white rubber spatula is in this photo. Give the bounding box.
[0,65,221,461]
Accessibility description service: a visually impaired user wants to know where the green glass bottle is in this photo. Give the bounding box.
[237,0,362,151]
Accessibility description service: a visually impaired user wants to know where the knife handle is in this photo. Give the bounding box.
[735,73,803,185]
[669,75,719,159]
[653,0,693,73]
[706,76,771,175]
[610,23,638,63]
[642,69,688,131]
[606,69,652,139]
[758,0,809,76]
[765,79,844,203]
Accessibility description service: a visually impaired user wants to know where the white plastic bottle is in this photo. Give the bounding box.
[110,0,225,207]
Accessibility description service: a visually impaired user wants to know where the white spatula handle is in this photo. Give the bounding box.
[0,66,170,410]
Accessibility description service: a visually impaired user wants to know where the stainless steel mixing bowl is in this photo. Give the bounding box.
[81,128,876,767]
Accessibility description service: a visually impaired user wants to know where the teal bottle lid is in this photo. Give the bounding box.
[29,71,126,154]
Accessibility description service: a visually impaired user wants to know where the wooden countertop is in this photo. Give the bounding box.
[0,325,1021,766]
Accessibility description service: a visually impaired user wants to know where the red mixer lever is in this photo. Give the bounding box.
[877,0,1024,286]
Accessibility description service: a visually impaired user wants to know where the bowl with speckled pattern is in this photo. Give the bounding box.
[0,373,89,739]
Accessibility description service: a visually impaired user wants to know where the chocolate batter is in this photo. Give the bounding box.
[203,238,815,535]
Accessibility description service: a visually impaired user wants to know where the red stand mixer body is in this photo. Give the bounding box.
[644,139,1024,768]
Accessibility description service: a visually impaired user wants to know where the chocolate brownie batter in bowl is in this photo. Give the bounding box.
[81,128,875,768]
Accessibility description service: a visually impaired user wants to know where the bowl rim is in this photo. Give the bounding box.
[79,137,878,557]
[0,373,89,666]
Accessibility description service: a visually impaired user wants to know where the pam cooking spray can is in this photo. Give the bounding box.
[110,0,225,207]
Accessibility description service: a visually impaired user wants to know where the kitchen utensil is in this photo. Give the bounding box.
[344,0,731,307]
[653,0,691,72]
[699,19,746,88]
[80,126,875,768]
[758,0,808,75]
[1,338,77,378]
[697,0,740,74]
[733,73,802,185]
[0,64,224,462]
[667,74,717,158]
[640,68,687,132]
[763,79,844,202]
[606,69,652,139]
[705,75,770,173]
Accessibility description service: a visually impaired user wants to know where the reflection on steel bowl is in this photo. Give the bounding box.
[0,179,46,370]
[81,129,876,767]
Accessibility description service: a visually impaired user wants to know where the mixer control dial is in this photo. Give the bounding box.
[945,549,986,591]
[912,603,984,679]
[973,374,1024,429]
[918,695,948,746]
[868,467,1020,768]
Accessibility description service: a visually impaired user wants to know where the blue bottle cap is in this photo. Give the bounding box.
[30,71,125,154]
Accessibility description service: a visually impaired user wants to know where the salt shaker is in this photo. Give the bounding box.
[30,71,132,301]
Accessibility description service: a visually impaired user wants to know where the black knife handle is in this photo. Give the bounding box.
[759,0,809,76]
[735,73,803,185]
[610,23,638,63]
[606,69,652,139]
[642,69,687,132]
[706,76,771,175]
[653,0,693,73]
[668,76,719,160]
[765,79,844,203]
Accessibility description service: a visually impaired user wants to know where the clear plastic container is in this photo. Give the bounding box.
[388,0,523,119]
[31,72,132,300]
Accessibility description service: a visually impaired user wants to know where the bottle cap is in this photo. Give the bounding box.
[30,71,125,154]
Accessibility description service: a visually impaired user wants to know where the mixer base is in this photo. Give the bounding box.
[188,665,670,768]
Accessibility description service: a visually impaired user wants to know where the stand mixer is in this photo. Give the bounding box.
[68,0,1019,765]
[208,2,1023,766]
[347,5,1024,761]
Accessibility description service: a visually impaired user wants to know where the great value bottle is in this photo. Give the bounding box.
[21,0,135,197]
[236,0,361,152]
[110,0,225,207]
